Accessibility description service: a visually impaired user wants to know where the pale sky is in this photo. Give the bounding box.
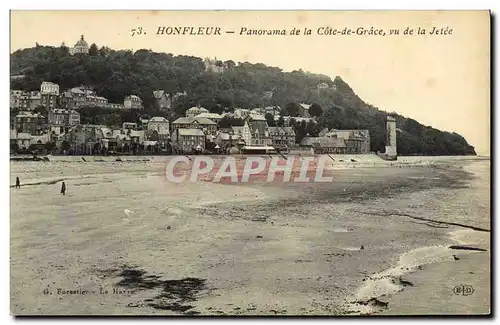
[10,10,490,155]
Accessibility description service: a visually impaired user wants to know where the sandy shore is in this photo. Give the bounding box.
[10,157,490,315]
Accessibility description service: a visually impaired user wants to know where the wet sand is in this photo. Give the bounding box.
[10,157,490,315]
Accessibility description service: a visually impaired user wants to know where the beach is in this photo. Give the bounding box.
[10,155,490,315]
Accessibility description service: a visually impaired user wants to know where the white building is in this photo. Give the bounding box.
[69,35,90,55]
[186,105,209,118]
[41,81,60,95]
[148,117,170,137]
[233,108,250,119]
[123,95,143,109]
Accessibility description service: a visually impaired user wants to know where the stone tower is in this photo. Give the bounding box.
[385,113,397,158]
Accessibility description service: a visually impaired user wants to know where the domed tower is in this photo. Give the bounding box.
[70,35,90,55]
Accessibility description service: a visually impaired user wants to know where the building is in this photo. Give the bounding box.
[41,93,58,110]
[203,57,226,73]
[231,125,251,146]
[14,112,45,134]
[185,105,209,118]
[264,106,281,116]
[278,116,316,127]
[194,112,223,123]
[48,109,81,127]
[172,91,187,100]
[40,81,60,95]
[148,117,170,139]
[324,129,371,154]
[10,90,30,110]
[233,108,250,119]
[268,126,296,150]
[300,129,370,154]
[153,90,172,110]
[171,116,217,136]
[124,95,143,109]
[60,87,110,109]
[11,131,32,150]
[171,128,206,153]
[246,118,272,146]
[122,122,138,130]
[214,131,233,148]
[300,136,348,154]
[107,103,124,110]
[28,91,42,110]
[69,35,90,55]
[317,82,329,90]
[299,103,311,118]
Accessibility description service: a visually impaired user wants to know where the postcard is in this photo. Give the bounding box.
[10,10,490,316]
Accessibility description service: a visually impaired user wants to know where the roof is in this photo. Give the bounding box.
[153,90,165,99]
[194,112,222,120]
[41,81,58,87]
[242,146,275,150]
[149,116,169,123]
[74,35,88,47]
[247,120,269,137]
[17,133,31,140]
[16,112,43,118]
[247,114,266,121]
[129,130,145,138]
[326,129,370,139]
[177,128,205,136]
[51,109,70,114]
[232,126,245,135]
[70,87,85,94]
[300,103,311,110]
[187,106,209,112]
[172,117,216,125]
[217,132,231,140]
[268,126,295,136]
[300,136,347,148]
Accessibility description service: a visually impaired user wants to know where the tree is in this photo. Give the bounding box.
[277,115,285,127]
[61,140,70,152]
[9,44,476,156]
[265,113,276,127]
[44,141,55,153]
[89,43,99,56]
[306,120,319,136]
[309,103,323,117]
[10,142,19,153]
[285,102,300,117]
[149,130,159,141]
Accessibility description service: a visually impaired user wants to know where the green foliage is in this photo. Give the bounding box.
[285,102,300,117]
[265,113,276,127]
[60,140,70,151]
[217,115,244,129]
[277,115,285,127]
[44,141,56,153]
[309,103,323,117]
[10,45,476,155]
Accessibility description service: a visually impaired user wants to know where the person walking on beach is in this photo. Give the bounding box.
[60,182,66,196]
[15,177,20,189]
